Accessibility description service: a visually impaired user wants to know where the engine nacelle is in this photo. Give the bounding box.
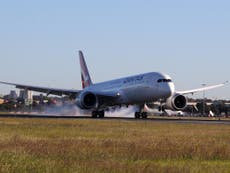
[165,94,187,111]
[76,92,98,109]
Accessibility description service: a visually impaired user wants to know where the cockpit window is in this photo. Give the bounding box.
[157,79,172,83]
[157,79,163,83]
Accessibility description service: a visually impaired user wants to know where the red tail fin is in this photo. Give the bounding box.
[79,51,93,89]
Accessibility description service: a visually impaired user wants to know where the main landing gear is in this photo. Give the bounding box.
[135,112,148,119]
[91,110,148,119]
[92,110,105,118]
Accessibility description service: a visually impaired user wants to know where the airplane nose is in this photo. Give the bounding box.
[168,82,175,96]
[158,83,174,98]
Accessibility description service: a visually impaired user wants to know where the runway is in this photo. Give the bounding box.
[0,113,230,125]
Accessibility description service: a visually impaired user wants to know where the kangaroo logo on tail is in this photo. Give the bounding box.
[79,51,93,89]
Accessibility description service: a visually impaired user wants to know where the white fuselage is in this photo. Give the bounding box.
[83,72,175,105]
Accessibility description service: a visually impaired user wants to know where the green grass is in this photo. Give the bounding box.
[0,118,229,173]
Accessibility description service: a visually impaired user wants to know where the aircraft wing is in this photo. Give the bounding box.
[0,81,81,98]
[177,81,228,95]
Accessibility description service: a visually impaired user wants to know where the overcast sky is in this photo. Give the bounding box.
[0,0,229,99]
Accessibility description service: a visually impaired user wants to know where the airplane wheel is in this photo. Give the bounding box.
[141,112,148,119]
[135,112,141,119]
[92,111,98,118]
[98,111,105,118]
[92,111,105,118]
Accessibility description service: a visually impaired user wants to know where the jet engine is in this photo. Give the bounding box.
[76,92,98,109]
[165,94,187,111]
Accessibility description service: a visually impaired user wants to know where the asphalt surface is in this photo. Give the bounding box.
[0,113,230,125]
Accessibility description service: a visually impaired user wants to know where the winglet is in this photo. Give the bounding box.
[79,51,93,89]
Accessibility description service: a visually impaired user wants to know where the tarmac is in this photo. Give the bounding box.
[0,113,229,125]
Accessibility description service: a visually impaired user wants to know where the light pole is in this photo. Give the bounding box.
[202,84,206,116]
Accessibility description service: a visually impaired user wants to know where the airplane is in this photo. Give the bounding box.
[0,51,227,118]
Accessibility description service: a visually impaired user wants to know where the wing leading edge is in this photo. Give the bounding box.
[177,81,228,95]
[0,81,81,98]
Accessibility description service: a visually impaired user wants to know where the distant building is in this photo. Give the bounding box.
[19,90,33,105]
[9,90,18,100]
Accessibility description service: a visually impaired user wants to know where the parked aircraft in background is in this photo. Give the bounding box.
[0,51,227,118]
